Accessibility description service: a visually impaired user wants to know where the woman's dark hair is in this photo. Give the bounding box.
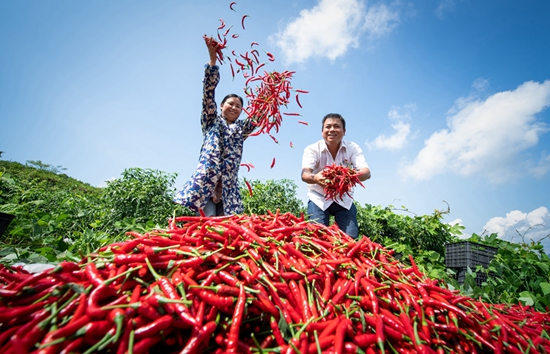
[221,93,244,107]
[322,113,346,130]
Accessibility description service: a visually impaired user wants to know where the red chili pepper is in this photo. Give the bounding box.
[353,333,378,347]
[134,314,173,340]
[295,93,303,108]
[254,62,265,74]
[145,258,198,327]
[334,318,352,354]
[270,157,276,168]
[375,314,386,352]
[308,334,335,353]
[49,314,91,340]
[180,321,217,354]
[331,279,352,305]
[241,14,249,30]
[132,336,162,354]
[245,179,253,196]
[269,134,279,144]
[86,283,116,319]
[58,337,85,354]
[270,316,286,346]
[226,283,246,353]
[84,262,105,287]
[346,236,366,258]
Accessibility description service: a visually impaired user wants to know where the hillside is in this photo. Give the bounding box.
[0,160,102,199]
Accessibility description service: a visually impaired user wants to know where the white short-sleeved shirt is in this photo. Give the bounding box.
[302,139,369,211]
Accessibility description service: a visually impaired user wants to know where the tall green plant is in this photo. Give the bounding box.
[100,168,188,232]
[240,179,306,216]
[356,203,463,255]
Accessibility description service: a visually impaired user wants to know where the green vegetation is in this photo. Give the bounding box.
[1,159,549,311]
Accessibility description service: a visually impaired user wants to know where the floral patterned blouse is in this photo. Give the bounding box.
[174,64,255,215]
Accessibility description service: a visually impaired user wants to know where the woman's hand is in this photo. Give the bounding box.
[204,36,218,67]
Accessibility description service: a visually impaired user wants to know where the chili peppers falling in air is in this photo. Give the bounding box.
[203,1,309,140]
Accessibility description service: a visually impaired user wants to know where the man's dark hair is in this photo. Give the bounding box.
[322,113,346,130]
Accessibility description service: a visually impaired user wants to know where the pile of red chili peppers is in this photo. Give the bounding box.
[1,212,550,353]
[322,163,365,201]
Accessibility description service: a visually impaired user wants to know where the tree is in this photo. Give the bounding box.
[26,160,66,174]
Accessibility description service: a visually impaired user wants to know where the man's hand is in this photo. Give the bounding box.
[302,168,326,187]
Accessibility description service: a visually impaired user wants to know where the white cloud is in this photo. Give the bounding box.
[271,0,400,65]
[400,80,550,183]
[363,3,400,38]
[483,207,550,253]
[448,218,463,226]
[529,152,550,177]
[97,177,116,188]
[435,0,457,19]
[366,104,414,150]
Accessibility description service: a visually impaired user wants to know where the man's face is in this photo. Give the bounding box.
[322,118,345,144]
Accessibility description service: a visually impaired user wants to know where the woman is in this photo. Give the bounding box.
[174,36,256,216]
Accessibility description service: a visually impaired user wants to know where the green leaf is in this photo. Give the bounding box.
[34,247,56,262]
[518,291,535,306]
[27,253,51,264]
[540,282,550,296]
[1,253,19,261]
[0,247,17,256]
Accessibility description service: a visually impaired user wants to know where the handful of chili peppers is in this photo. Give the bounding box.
[1,211,550,353]
[322,163,365,201]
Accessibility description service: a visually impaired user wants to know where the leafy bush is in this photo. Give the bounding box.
[240,179,306,216]
[356,202,463,255]
[99,167,190,234]
[461,233,550,312]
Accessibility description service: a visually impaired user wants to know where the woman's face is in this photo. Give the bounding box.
[221,97,243,123]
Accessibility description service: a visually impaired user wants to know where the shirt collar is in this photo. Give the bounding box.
[321,139,347,152]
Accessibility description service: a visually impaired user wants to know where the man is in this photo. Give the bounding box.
[301,113,371,238]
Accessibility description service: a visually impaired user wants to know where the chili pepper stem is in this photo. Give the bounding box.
[128,329,135,354]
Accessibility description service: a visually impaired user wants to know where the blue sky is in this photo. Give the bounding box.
[1,0,550,252]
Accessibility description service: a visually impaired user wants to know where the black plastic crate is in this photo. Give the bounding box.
[0,212,15,237]
[456,267,492,287]
[445,241,498,269]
